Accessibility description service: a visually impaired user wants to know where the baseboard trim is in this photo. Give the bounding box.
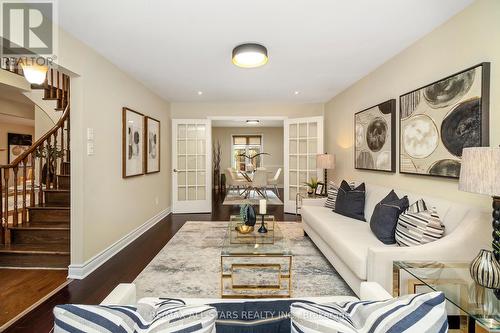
[68,207,171,279]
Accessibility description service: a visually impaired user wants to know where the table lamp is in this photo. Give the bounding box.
[316,153,335,185]
[459,147,500,291]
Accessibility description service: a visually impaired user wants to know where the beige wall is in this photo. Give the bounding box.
[212,127,284,185]
[324,0,499,210]
[56,29,171,264]
[171,103,324,119]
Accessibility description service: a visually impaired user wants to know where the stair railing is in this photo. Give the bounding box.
[0,68,70,245]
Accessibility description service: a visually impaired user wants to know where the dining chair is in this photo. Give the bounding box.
[226,168,250,195]
[267,167,281,195]
[251,170,268,198]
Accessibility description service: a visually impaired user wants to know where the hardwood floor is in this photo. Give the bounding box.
[0,269,69,330]
[4,189,293,332]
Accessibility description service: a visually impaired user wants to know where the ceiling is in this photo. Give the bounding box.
[212,119,283,127]
[58,0,472,103]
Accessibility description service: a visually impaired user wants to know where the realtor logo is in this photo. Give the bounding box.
[1,1,53,55]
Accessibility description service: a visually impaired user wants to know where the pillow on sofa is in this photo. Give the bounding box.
[370,190,409,244]
[324,181,355,209]
[334,181,366,221]
[396,199,445,247]
[290,292,447,333]
[209,299,307,333]
[54,299,217,333]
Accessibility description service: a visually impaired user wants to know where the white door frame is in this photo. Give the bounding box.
[172,119,212,213]
[284,116,324,214]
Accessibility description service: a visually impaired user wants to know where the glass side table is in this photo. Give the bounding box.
[393,261,500,333]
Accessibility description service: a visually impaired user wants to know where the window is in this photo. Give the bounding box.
[232,135,263,171]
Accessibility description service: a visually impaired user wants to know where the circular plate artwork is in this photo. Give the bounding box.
[376,151,391,170]
[355,123,364,148]
[356,151,374,169]
[423,69,475,109]
[428,159,461,178]
[402,114,439,159]
[366,117,387,152]
[400,90,421,119]
[441,97,481,157]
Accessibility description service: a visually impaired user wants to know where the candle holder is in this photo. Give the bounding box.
[258,214,268,233]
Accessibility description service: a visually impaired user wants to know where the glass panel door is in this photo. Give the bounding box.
[284,116,323,213]
[172,119,211,213]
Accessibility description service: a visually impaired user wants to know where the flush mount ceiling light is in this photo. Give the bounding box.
[232,43,268,68]
[246,120,260,125]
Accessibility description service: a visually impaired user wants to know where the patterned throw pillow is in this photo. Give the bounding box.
[324,181,355,209]
[290,292,447,333]
[54,299,217,333]
[395,199,445,247]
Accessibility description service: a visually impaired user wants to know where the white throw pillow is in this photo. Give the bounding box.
[290,292,447,333]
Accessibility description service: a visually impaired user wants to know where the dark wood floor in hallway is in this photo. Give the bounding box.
[5,189,294,332]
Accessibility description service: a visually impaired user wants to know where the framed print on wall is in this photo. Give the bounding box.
[399,63,490,178]
[354,99,396,172]
[122,107,145,178]
[8,133,33,164]
[145,116,160,174]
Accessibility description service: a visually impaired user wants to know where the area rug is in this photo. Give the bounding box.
[133,221,353,299]
[222,189,283,206]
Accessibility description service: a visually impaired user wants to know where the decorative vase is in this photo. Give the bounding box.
[470,249,500,289]
[239,204,256,227]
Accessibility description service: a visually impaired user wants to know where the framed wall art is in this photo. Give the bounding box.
[8,133,32,164]
[354,99,396,172]
[399,63,490,178]
[122,107,145,178]
[145,116,160,174]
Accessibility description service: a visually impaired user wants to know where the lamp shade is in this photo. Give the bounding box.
[459,147,500,197]
[316,154,335,170]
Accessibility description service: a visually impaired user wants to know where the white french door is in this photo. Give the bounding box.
[284,116,324,213]
[172,119,212,213]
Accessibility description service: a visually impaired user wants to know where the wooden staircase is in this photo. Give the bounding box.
[0,66,70,268]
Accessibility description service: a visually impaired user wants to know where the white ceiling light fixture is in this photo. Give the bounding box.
[197,91,203,95]
[294,91,300,95]
[232,43,268,68]
[246,120,260,125]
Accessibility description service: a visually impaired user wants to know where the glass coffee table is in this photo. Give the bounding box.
[394,261,500,332]
[221,218,292,298]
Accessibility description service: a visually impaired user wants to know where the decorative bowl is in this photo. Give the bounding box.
[236,225,254,234]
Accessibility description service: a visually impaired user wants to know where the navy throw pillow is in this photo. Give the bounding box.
[370,190,409,244]
[334,181,366,221]
[209,300,312,333]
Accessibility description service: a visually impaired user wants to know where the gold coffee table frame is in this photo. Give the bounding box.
[221,218,293,298]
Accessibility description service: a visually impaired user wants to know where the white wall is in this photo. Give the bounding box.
[324,0,499,210]
[55,28,171,265]
[212,126,284,185]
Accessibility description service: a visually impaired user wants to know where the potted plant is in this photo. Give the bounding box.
[304,177,319,197]
[34,146,65,186]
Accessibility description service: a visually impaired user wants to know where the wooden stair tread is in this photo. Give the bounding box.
[28,203,70,209]
[9,224,69,231]
[0,243,69,254]
[44,189,70,193]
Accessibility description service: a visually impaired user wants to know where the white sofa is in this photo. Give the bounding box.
[301,182,490,296]
[100,282,392,306]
